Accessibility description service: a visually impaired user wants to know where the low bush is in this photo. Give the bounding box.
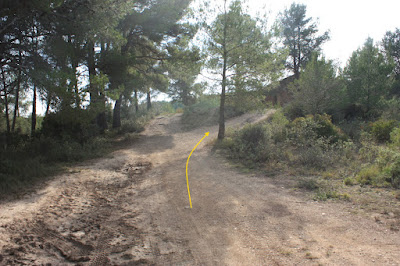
[219,123,277,168]
[218,111,352,170]
[288,114,346,144]
[356,164,383,186]
[390,127,400,147]
[370,119,398,143]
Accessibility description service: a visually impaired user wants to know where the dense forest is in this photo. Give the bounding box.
[1,0,400,196]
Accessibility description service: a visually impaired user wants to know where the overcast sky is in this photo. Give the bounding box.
[244,0,400,67]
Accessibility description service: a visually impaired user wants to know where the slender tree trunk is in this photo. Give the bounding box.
[134,89,139,113]
[4,89,10,134]
[182,86,189,106]
[295,26,301,79]
[1,67,10,134]
[45,93,51,116]
[218,1,228,140]
[113,94,122,128]
[88,41,96,105]
[31,84,36,136]
[72,55,80,108]
[146,89,152,110]
[218,58,227,140]
[97,91,108,132]
[11,70,21,132]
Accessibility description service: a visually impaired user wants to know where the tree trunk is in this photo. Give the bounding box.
[72,55,80,108]
[134,89,139,112]
[113,94,122,128]
[147,89,151,110]
[218,59,227,140]
[97,92,108,132]
[31,83,36,136]
[218,2,228,140]
[11,70,21,132]
[4,88,10,134]
[87,41,97,105]
[1,67,10,134]
[182,86,189,106]
[45,93,51,116]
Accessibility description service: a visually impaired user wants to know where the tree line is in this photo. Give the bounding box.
[1,0,399,145]
[0,0,202,144]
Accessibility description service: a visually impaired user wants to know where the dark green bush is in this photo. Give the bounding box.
[289,114,346,143]
[41,107,100,143]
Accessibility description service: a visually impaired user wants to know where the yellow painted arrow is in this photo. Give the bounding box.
[186,132,209,209]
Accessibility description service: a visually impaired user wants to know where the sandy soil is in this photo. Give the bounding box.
[0,111,399,265]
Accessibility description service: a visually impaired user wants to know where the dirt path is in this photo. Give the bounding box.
[1,112,400,265]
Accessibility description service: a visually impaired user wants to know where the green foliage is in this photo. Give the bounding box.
[41,108,100,144]
[370,119,398,143]
[165,38,204,105]
[391,127,400,147]
[297,179,319,190]
[279,3,330,76]
[388,159,400,188]
[345,38,394,116]
[204,0,284,138]
[290,54,345,116]
[219,110,351,170]
[230,123,272,164]
[382,28,400,89]
[356,165,384,186]
[0,109,151,199]
[314,189,340,201]
[380,97,400,121]
[356,135,400,188]
[344,177,355,186]
[288,114,346,144]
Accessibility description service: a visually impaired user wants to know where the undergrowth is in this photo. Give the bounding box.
[0,107,158,201]
[216,108,400,202]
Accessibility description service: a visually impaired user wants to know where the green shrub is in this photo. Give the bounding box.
[356,165,383,186]
[388,159,400,188]
[390,127,400,147]
[286,114,350,169]
[344,177,355,186]
[314,189,340,201]
[297,179,319,190]
[41,107,100,143]
[269,110,289,142]
[230,123,272,165]
[370,119,398,143]
[288,114,345,144]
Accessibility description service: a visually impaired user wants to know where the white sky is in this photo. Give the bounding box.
[244,0,400,67]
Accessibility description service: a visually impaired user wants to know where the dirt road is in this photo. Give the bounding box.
[1,112,399,265]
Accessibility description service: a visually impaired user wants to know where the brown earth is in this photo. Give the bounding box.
[0,111,399,265]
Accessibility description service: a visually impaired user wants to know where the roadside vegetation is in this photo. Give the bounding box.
[212,3,400,226]
[214,20,400,231]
